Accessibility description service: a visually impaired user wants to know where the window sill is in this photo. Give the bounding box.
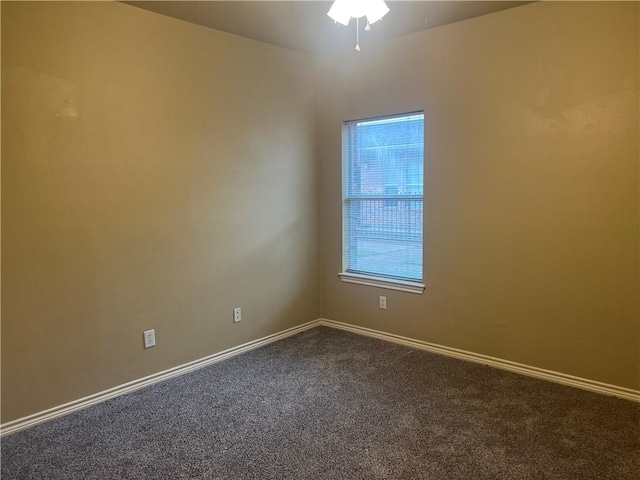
[338,272,425,294]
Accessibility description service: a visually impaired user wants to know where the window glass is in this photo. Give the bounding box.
[344,112,424,282]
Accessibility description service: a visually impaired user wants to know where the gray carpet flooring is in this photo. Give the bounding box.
[2,326,639,479]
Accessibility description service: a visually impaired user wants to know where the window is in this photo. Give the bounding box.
[339,112,425,294]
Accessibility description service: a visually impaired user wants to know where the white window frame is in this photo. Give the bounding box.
[338,112,425,294]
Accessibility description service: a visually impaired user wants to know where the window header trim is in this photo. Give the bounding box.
[344,110,424,125]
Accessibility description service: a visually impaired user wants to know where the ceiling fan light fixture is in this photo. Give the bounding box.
[327,0,390,51]
[364,0,390,25]
[327,0,389,27]
[327,0,353,26]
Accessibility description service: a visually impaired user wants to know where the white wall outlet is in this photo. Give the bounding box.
[143,329,156,349]
[379,296,387,309]
[233,307,242,323]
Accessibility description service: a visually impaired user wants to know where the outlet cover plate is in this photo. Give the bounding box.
[379,296,387,309]
[144,329,156,348]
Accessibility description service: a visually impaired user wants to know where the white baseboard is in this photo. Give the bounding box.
[4,317,637,436]
[318,318,640,403]
[1,319,322,437]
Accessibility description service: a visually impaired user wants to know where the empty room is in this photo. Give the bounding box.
[1,1,638,478]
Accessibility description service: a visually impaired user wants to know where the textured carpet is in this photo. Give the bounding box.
[2,326,639,479]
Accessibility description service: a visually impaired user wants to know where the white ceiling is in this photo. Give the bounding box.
[124,1,533,55]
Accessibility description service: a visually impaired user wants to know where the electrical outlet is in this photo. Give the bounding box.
[143,329,156,349]
[233,307,242,323]
[379,296,387,309]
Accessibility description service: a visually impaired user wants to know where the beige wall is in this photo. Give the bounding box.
[318,2,640,389]
[1,1,320,422]
[2,0,639,425]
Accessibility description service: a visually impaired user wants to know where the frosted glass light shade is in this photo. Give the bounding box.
[364,0,390,24]
[327,0,352,26]
[327,0,390,26]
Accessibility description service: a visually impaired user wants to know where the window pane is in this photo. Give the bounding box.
[347,198,423,280]
[344,112,424,282]
[346,115,424,198]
